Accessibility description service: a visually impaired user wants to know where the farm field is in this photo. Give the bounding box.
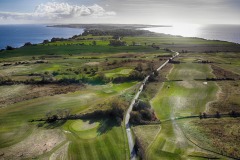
[0,27,240,160]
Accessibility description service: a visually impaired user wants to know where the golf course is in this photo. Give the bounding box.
[0,25,240,160]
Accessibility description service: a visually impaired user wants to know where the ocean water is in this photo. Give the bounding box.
[144,24,240,44]
[0,24,239,50]
[0,24,84,49]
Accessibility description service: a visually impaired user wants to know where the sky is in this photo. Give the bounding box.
[0,0,240,25]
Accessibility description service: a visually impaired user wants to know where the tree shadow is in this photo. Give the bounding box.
[81,118,118,135]
[97,118,117,135]
[43,120,67,129]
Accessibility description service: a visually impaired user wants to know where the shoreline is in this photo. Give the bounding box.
[0,25,84,50]
[49,24,240,45]
[0,24,239,51]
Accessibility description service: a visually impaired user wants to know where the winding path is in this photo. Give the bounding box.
[124,51,179,160]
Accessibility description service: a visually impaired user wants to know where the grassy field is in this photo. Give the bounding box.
[151,62,218,120]
[0,28,240,159]
[123,36,232,45]
[0,81,135,159]
[147,57,220,159]
[132,125,161,150]
[0,45,157,58]
[105,68,133,78]
[63,119,128,160]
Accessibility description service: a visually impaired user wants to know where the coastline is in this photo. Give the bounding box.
[1,24,240,52]
[0,25,84,50]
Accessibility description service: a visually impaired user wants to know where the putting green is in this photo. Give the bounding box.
[68,120,101,139]
[71,120,100,131]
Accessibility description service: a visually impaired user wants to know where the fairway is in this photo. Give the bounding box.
[0,82,134,159]
[65,119,128,160]
[148,60,219,159]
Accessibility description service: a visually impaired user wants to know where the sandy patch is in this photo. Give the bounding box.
[85,62,100,66]
[0,129,65,160]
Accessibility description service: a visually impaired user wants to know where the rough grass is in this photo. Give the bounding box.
[0,128,65,160]
[132,125,161,150]
[182,118,240,159]
[208,81,240,113]
[0,84,83,108]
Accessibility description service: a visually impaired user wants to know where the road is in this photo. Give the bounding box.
[124,51,179,160]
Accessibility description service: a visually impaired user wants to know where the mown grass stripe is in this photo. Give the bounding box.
[104,133,119,160]
[84,141,99,160]
[78,141,88,160]
[95,138,109,160]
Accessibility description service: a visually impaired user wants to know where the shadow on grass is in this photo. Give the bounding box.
[43,120,67,129]
[97,118,117,135]
[82,118,118,135]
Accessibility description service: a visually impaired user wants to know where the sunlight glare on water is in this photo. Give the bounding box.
[145,24,201,37]
[143,24,240,44]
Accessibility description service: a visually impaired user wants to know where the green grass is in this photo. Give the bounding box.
[65,119,128,160]
[168,63,214,80]
[147,62,219,159]
[132,125,161,150]
[123,36,232,45]
[0,82,135,149]
[0,45,156,58]
[105,68,133,78]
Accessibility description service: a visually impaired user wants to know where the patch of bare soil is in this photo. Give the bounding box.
[0,84,83,108]
[208,81,240,113]
[0,129,65,160]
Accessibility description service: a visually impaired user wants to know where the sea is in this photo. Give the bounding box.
[0,24,239,50]
[143,24,240,44]
[0,24,84,49]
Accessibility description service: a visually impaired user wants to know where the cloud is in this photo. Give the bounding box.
[0,2,116,21]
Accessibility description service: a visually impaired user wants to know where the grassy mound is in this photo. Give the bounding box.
[68,120,101,139]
